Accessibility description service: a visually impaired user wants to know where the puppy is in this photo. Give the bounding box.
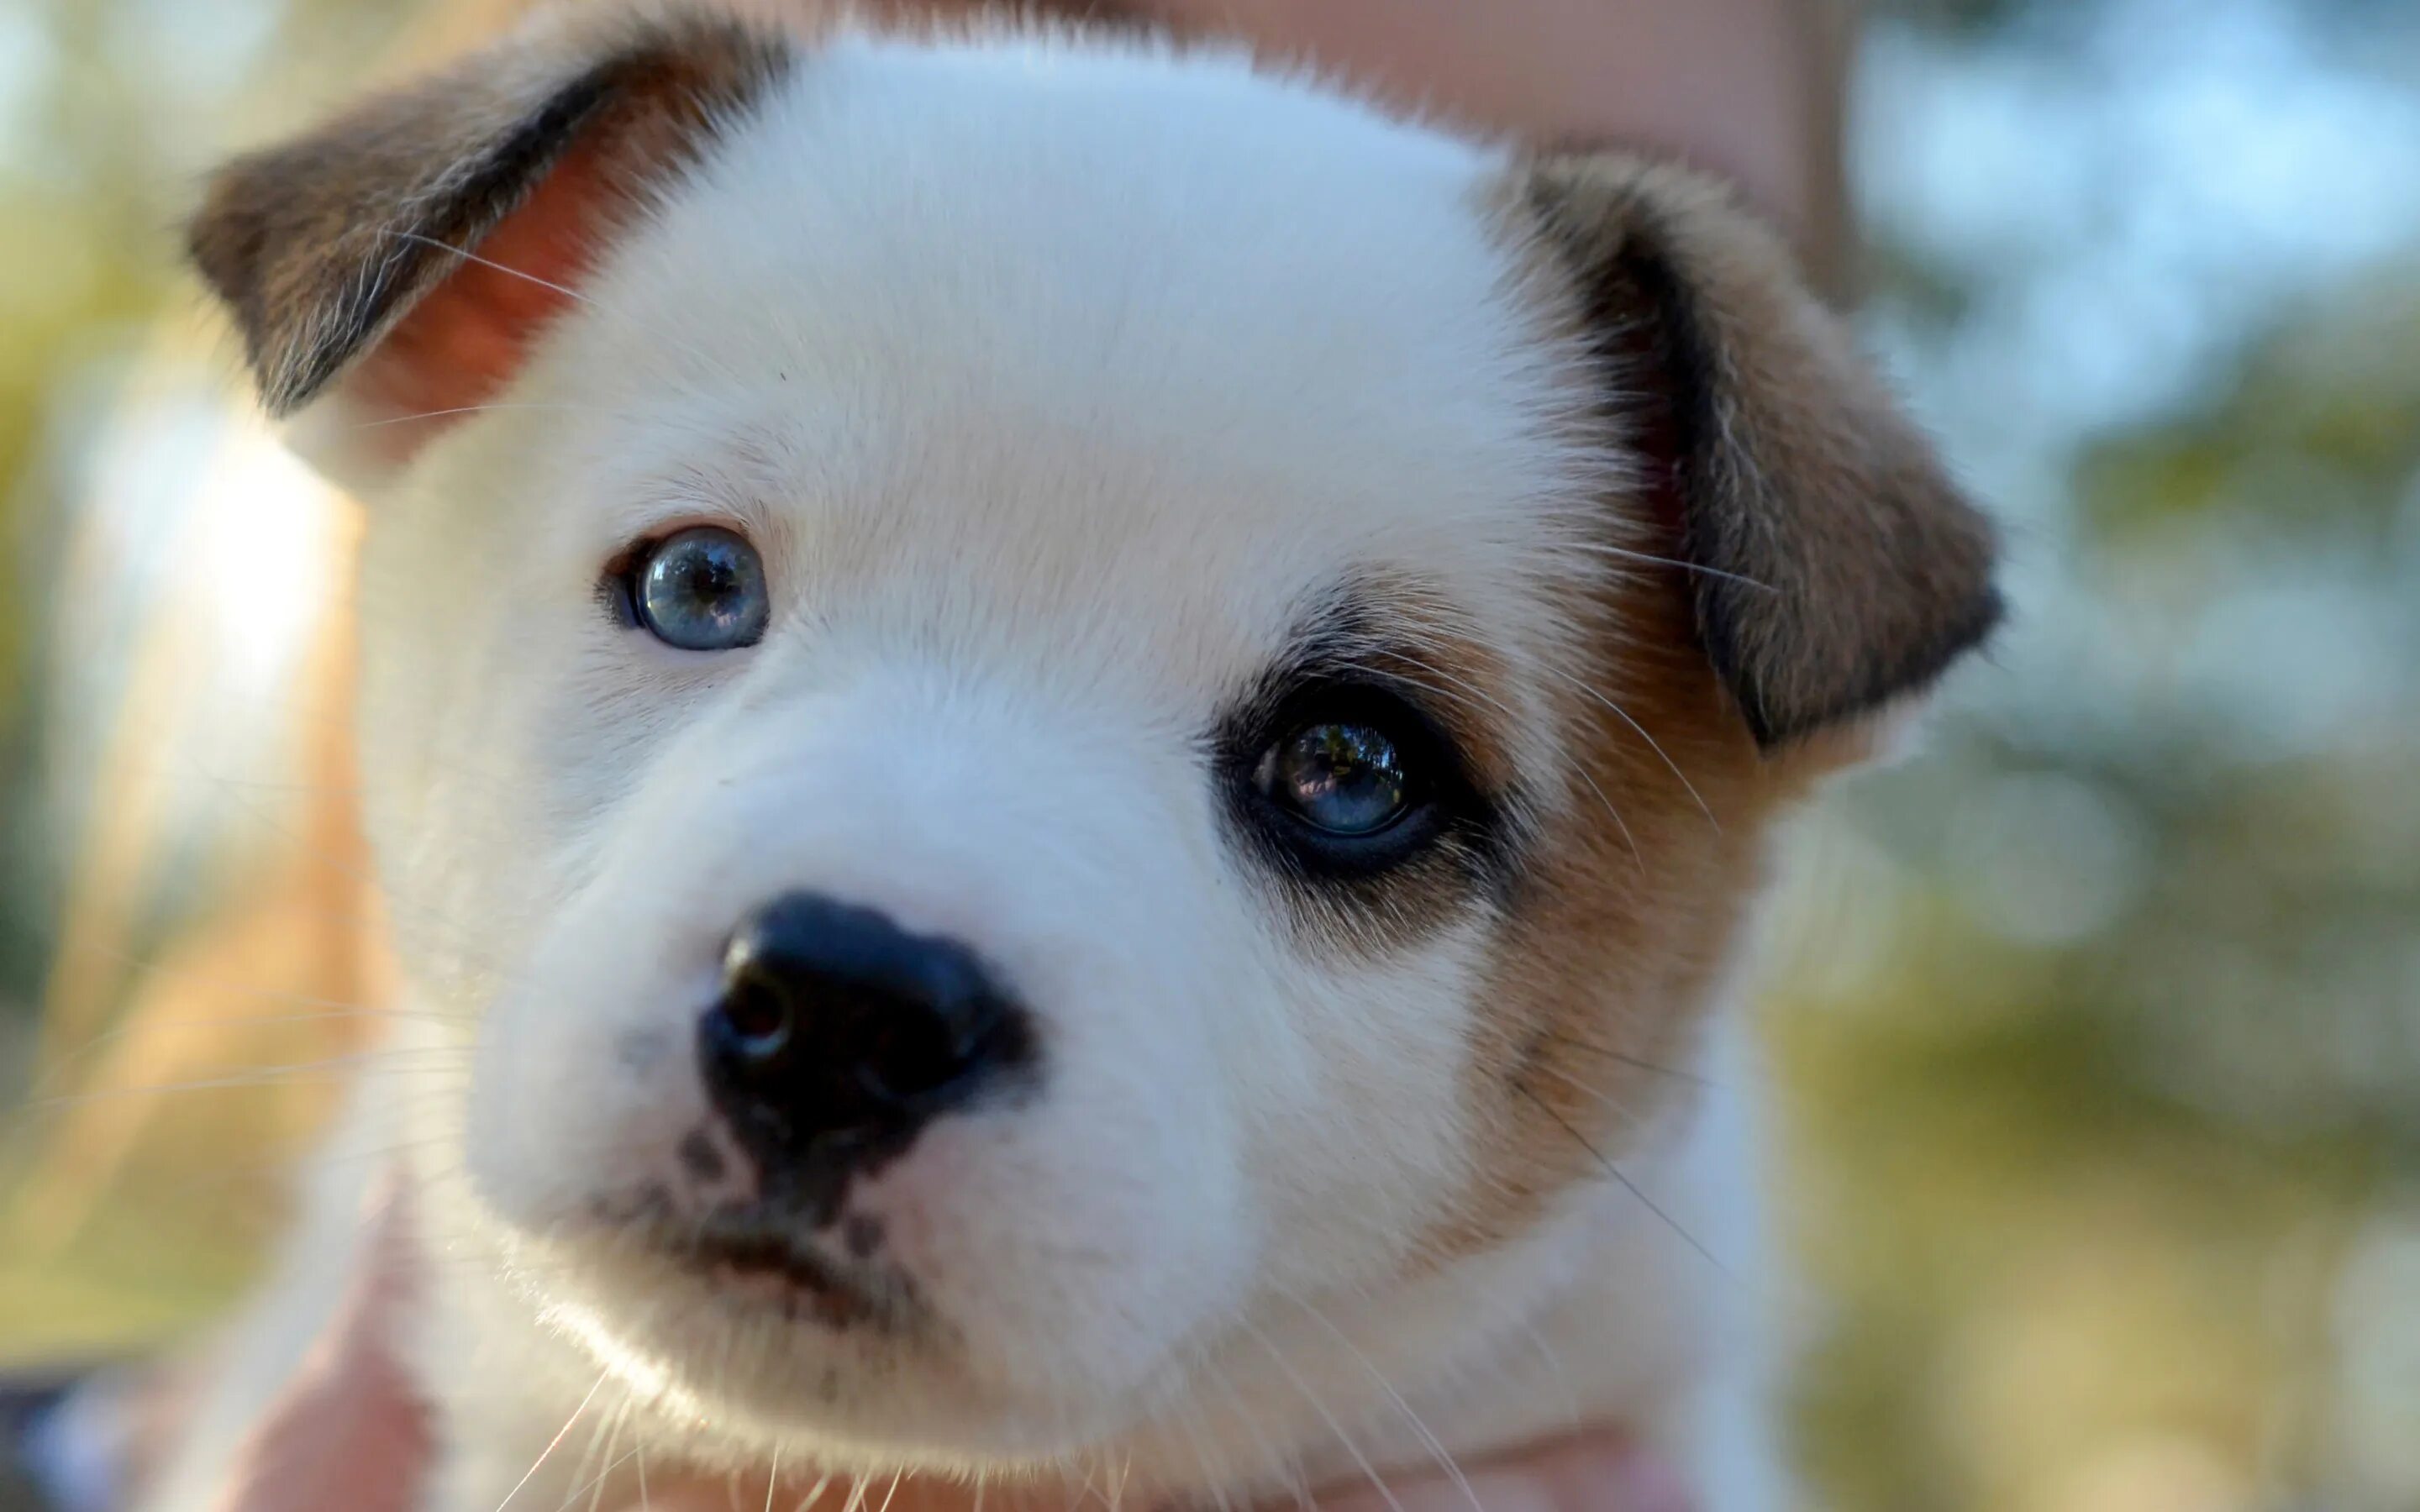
[145,3,1999,1507]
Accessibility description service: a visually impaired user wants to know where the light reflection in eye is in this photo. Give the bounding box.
[1260,720,1413,836]
[634,526,770,651]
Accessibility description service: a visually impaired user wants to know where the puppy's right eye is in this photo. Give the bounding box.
[620,527,771,651]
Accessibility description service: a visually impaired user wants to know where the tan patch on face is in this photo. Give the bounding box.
[1421,154,2001,1260]
[1426,558,1800,1261]
[1230,576,1539,963]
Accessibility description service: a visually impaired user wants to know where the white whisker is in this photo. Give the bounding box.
[1534,662,1716,828]
[496,1369,612,1510]
[351,402,641,431]
[1237,1316,1406,1512]
[566,1404,630,1512]
[1376,649,1643,869]
[1516,1076,1733,1281]
[1560,538,1775,591]
[1275,1293,1481,1512]
[380,229,751,388]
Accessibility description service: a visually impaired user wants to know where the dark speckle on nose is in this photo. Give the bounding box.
[679,1128,728,1182]
[842,1213,886,1260]
[618,1027,675,1074]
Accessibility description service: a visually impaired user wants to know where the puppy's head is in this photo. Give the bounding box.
[191,2,1996,1484]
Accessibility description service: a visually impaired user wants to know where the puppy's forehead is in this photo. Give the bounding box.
[528,34,1591,680]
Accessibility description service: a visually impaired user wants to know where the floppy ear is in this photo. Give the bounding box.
[1518,156,2002,750]
[186,8,792,487]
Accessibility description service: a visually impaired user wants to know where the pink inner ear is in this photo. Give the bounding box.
[349,138,620,438]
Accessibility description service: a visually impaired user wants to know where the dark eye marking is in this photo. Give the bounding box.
[1213,585,1517,894]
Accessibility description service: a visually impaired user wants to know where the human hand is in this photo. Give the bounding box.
[202,1175,429,1512]
[1123,0,1835,255]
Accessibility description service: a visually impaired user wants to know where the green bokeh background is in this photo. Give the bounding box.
[2,1,2417,1508]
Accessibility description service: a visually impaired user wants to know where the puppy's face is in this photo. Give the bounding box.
[191,5,1997,1482]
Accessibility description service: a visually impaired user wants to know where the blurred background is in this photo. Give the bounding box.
[0,0,2416,1507]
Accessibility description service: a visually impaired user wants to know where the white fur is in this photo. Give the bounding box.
[147,30,1797,1509]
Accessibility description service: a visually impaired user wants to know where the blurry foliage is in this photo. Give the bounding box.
[2081,272,2420,543]
[1884,0,2408,41]
[0,0,426,1375]
[0,0,422,1009]
[0,0,2414,1508]
[1770,744,2400,1507]
[1874,0,2031,37]
[1764,1,2420,1503]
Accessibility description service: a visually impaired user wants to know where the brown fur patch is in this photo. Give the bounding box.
[1523,155,2002,749]
[187,3,1179,424]
[1423,157,2002,1258]
[1430,553,1793,1260]
[189,8,798,417]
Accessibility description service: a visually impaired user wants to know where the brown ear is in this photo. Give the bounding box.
[1519,156,2002,749]
[187,8,792,451]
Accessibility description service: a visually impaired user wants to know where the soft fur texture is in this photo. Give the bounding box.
[150,5,1999,1509]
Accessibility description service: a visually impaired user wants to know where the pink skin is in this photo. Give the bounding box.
[203,1178,429,1512]
[1131,0,1833,244]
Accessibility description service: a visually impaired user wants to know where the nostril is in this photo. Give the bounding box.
[850,992,1003,1108]
[715,953,797,1060]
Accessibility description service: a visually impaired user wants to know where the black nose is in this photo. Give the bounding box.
[700,894,1034,1181]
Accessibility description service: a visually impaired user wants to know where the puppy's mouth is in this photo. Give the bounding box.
[670,1208,923,1335]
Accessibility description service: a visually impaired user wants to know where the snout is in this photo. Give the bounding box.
[462,680,1255,1441]
[701,892,1037,1201]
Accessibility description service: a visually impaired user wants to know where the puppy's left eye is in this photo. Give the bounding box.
[1227,677,1497,885]
[625,527,770,651]
[1239,685,1467,881]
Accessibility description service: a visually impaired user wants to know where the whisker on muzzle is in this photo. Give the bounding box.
[1512,1079,1735,1284]
[1235,1315,1408,1512]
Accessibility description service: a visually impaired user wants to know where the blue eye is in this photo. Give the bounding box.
[631,527,770,651]
[1258,719,1416,837]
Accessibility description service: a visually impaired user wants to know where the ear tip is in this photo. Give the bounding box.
[178,3,802,423]
[187,151,305,410]
[185,170,260,311]
[256,366,322,419]
[1738,575,2007,752]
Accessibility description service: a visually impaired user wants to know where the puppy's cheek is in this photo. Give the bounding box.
[460,900,723,1233]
